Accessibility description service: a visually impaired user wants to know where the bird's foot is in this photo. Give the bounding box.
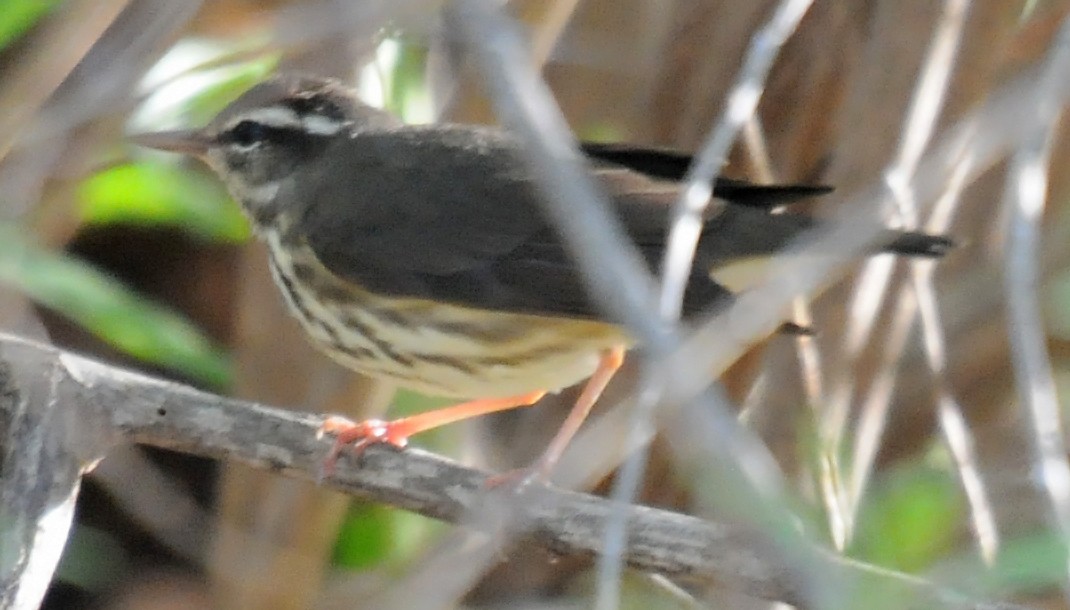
[317,416,409,477]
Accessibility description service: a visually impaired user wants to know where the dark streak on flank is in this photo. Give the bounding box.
[432,319,529,343]
[317,284,360,304]
[340,312,415,368]
[369,305,411,328]
[269,256,313,322]
[409,353,479,375]
[330,342,376,361]
[270,255,340,342]
[289,261,318,285]
[270,250,415,370]
[471,342,574,368]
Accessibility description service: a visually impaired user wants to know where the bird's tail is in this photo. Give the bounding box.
[880,231,956,258]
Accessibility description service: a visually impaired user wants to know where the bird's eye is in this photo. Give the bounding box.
[228,120,267,146]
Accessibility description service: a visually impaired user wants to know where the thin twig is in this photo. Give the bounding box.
[1001,12,1070,590]
[659,0,814,318]
[0,0,130,160]
[841,0,972,533]
[666,52,1070,424]
[607,3,813,603]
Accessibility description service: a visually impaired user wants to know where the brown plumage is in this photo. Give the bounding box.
[132,74,953,480]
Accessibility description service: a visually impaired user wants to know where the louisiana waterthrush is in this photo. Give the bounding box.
[133,74,953,480]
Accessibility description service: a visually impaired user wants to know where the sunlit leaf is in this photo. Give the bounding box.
[0,0,60,52]
[132,43,278,132]
[79,162,249,242]
[386,39,432,123]
[0,227,231,387]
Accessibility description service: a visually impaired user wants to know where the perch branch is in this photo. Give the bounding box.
[0,333,1027,609]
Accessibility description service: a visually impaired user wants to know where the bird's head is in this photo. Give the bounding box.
[132,74,398,230]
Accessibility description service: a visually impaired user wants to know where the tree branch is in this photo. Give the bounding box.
[0,333,1027,609]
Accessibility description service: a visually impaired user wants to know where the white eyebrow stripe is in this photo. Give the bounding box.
[224,106,346,136]
[301,114,346,135]
[232,107,302,129]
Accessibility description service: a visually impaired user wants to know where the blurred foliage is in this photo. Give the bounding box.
[849,459,963,572]
[132,42,278,132]
[332,503,394,569]
[384,39,432,123]
[928,530,1070,600]
[79,162,249,242]
[576,121,626,144]
[332,389,452,570]
[0,0,59,52]
[0,50,284,387]
[53,525,128,593]
[983,531,1070,596]
[180,55,280,127]
[0,226,231,387]
[333,503,443,570]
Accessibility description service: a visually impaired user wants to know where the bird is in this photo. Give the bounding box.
[132,74,953,481]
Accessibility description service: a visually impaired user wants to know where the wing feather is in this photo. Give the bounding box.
[294,124,833,321]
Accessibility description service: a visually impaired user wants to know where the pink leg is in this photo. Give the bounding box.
[488,346,626,486]
[319,391,547,472]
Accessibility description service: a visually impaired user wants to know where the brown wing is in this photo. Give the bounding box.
[293,124,734,320]
[294,125,949,323]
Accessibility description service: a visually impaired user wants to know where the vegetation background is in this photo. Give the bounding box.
[2,0,1070,608]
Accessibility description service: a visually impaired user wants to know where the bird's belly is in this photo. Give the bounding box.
[342,319,616,398]
[266,246,626,398]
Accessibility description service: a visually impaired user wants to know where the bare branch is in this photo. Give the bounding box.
[0,333,1035,609]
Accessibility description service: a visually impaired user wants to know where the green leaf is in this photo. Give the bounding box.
[333,503,394,569]
[849,462,962,572]
[0,227,231,387]
[388,389,457,452]
[0,0,60,52]
[78,162,250,243]
[933,530,1069,600]
[391,389,452,416]
[987,531,1069,594]
[333,503,442,570]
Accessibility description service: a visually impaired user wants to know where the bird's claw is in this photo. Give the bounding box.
[317,416,409,478]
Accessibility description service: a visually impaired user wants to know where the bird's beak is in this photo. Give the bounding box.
[129,129,213,157]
